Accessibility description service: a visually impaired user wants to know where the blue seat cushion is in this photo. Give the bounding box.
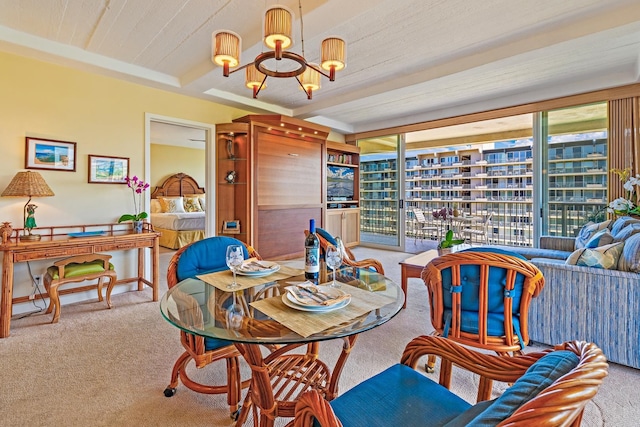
[204,337,234,352]
[176,236,249,282]
[316,227,338,246]
[465,350,580,425]
[321,364,471,427]
[439,247,528,336]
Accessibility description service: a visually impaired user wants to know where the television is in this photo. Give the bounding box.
[327,165,355,200]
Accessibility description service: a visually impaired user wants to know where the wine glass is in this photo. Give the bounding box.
[325,245,343,288]
[225,245,244,289]
[226,291,245,330]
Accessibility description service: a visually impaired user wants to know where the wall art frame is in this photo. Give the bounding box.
[25,137,77,172]
[88,154,130,184]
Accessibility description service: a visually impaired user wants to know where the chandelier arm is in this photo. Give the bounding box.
[226,62,254,76]
[253,75,268,99]
[295,76,313,100]
[305,63,332,80]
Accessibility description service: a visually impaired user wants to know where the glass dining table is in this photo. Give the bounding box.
[159,265,404,426]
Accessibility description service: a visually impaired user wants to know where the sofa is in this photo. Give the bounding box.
[484,216,640,369]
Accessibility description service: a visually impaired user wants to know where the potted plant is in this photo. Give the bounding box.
[118,176,150,233]
[438,229,465,255]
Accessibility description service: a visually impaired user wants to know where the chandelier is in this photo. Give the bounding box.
[212,1,346,100]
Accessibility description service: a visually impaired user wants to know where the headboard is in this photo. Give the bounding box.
[151,173,205,198]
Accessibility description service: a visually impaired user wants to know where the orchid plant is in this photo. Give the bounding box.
[118,176,150,223]
[608,168,640,216]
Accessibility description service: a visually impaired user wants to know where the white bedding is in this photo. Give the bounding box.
[150,212,205,230]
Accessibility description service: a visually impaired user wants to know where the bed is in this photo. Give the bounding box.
[150,173,206,249]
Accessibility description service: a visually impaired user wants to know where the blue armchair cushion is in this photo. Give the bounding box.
[440,248,527,332]
[176,236,249,281]
[204,337,233,352]
[466,350,580,425]
[316,227,338,246]
[322,364,471,427]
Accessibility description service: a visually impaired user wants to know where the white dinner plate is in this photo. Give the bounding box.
[236,260,280,277]
[283,287,351,312]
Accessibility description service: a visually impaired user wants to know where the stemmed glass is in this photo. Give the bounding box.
[226,291,244,330]
[225,244,244,289]
[325,245,343,288]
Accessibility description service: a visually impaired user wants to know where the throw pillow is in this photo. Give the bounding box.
[150,199,162,213]
[183,196,203,212]
[575,220,611,249]
[566,242,624,269]
[617,233,640,273]
[610,216,640,236]
[159,197,186,213]
[466,350,579,425]
[584,228,614,248]
[198,196,206,211]
[612,223,640,242]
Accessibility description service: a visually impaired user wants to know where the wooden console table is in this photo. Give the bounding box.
[0,223,160,338]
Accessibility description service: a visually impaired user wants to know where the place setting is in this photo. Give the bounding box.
[282,281,352,312]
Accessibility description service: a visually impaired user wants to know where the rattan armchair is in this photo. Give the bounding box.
[163,236,260,420]
[307,228,384,274]
[421,248,545,400]
[294,336,608,427]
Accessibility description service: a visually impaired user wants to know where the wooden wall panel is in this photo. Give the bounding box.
[256,207,322,259]
[608,97,639,200]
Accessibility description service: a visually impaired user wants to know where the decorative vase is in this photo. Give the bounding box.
[0,221,12,244]
[437,247,452,256]
[132,220,144,233]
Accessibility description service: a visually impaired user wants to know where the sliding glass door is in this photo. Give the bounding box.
[357,135,405,250]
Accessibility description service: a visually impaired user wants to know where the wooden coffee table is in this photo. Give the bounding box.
[398,249,438,309]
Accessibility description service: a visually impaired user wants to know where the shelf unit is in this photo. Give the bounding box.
[216,122,250,244]
[325,141,360,247]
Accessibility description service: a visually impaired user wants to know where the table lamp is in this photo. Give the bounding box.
[1,171,55,241]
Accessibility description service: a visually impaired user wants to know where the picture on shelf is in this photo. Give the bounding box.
[327,165,354,201]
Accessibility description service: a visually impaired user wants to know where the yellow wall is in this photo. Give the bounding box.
[0,51,251,312]
[150,144,205,189]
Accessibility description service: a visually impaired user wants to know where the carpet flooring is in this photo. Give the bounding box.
[1,246,638,426]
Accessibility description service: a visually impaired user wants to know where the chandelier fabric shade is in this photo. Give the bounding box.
[211,0,346,99]
[212,31,241,77]
[321,37,346,80]
[299,63,321,99]
[264,6,293,58]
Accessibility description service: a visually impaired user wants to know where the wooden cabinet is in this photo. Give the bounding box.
[217,115,330,260]
[326,207,360,247]
[325,141,360,247]
[216,123,251,245]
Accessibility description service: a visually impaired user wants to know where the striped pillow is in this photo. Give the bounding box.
[575,220,611,249]
[618,233,640,272]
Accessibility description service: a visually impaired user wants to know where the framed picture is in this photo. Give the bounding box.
[88,155,130,184]
[222,220,241,234]
[25,137,77,172]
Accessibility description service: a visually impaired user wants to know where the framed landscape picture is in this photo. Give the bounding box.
[88,155,129,184]
[25,137,77,172]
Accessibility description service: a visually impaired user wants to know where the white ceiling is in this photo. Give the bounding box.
[1,0,639,135]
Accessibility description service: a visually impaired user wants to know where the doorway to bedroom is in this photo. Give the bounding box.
[146,114,215,249]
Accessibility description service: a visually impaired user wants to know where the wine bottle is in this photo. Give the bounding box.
[305,219,320,283]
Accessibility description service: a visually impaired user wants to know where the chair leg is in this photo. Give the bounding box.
[163,351,191,397]
[477,376,494,402]
[425,354,437,373]
[234,388,253,426]
[105,274,117,309]
[96,277,104,302]
[48,283,61,324]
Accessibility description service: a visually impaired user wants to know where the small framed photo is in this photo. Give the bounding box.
[25,137,77,172]
[222,220,241,234]
[88,155,129,184]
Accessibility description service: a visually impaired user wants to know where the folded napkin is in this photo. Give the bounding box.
[285,283,351,307]
[240,258,276,272]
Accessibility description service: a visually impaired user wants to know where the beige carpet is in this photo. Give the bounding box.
[1,247,639,426]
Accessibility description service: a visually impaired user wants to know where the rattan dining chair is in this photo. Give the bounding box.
[293,337,608,427]
[307,228,384,274]
[421,248,545,401]
[163,236,260,420]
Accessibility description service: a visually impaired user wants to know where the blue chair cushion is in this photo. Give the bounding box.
[443,399,495,427]
[466,350,580,425]
[176,236,249,282]
[316,227,338,246]
[204,337,233,352]
[440,247,528,336]
[321,364,471,427]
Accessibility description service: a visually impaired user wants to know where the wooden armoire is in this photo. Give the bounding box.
[216,115,330,259]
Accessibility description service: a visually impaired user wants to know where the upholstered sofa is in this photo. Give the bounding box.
[487,216,640,369]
